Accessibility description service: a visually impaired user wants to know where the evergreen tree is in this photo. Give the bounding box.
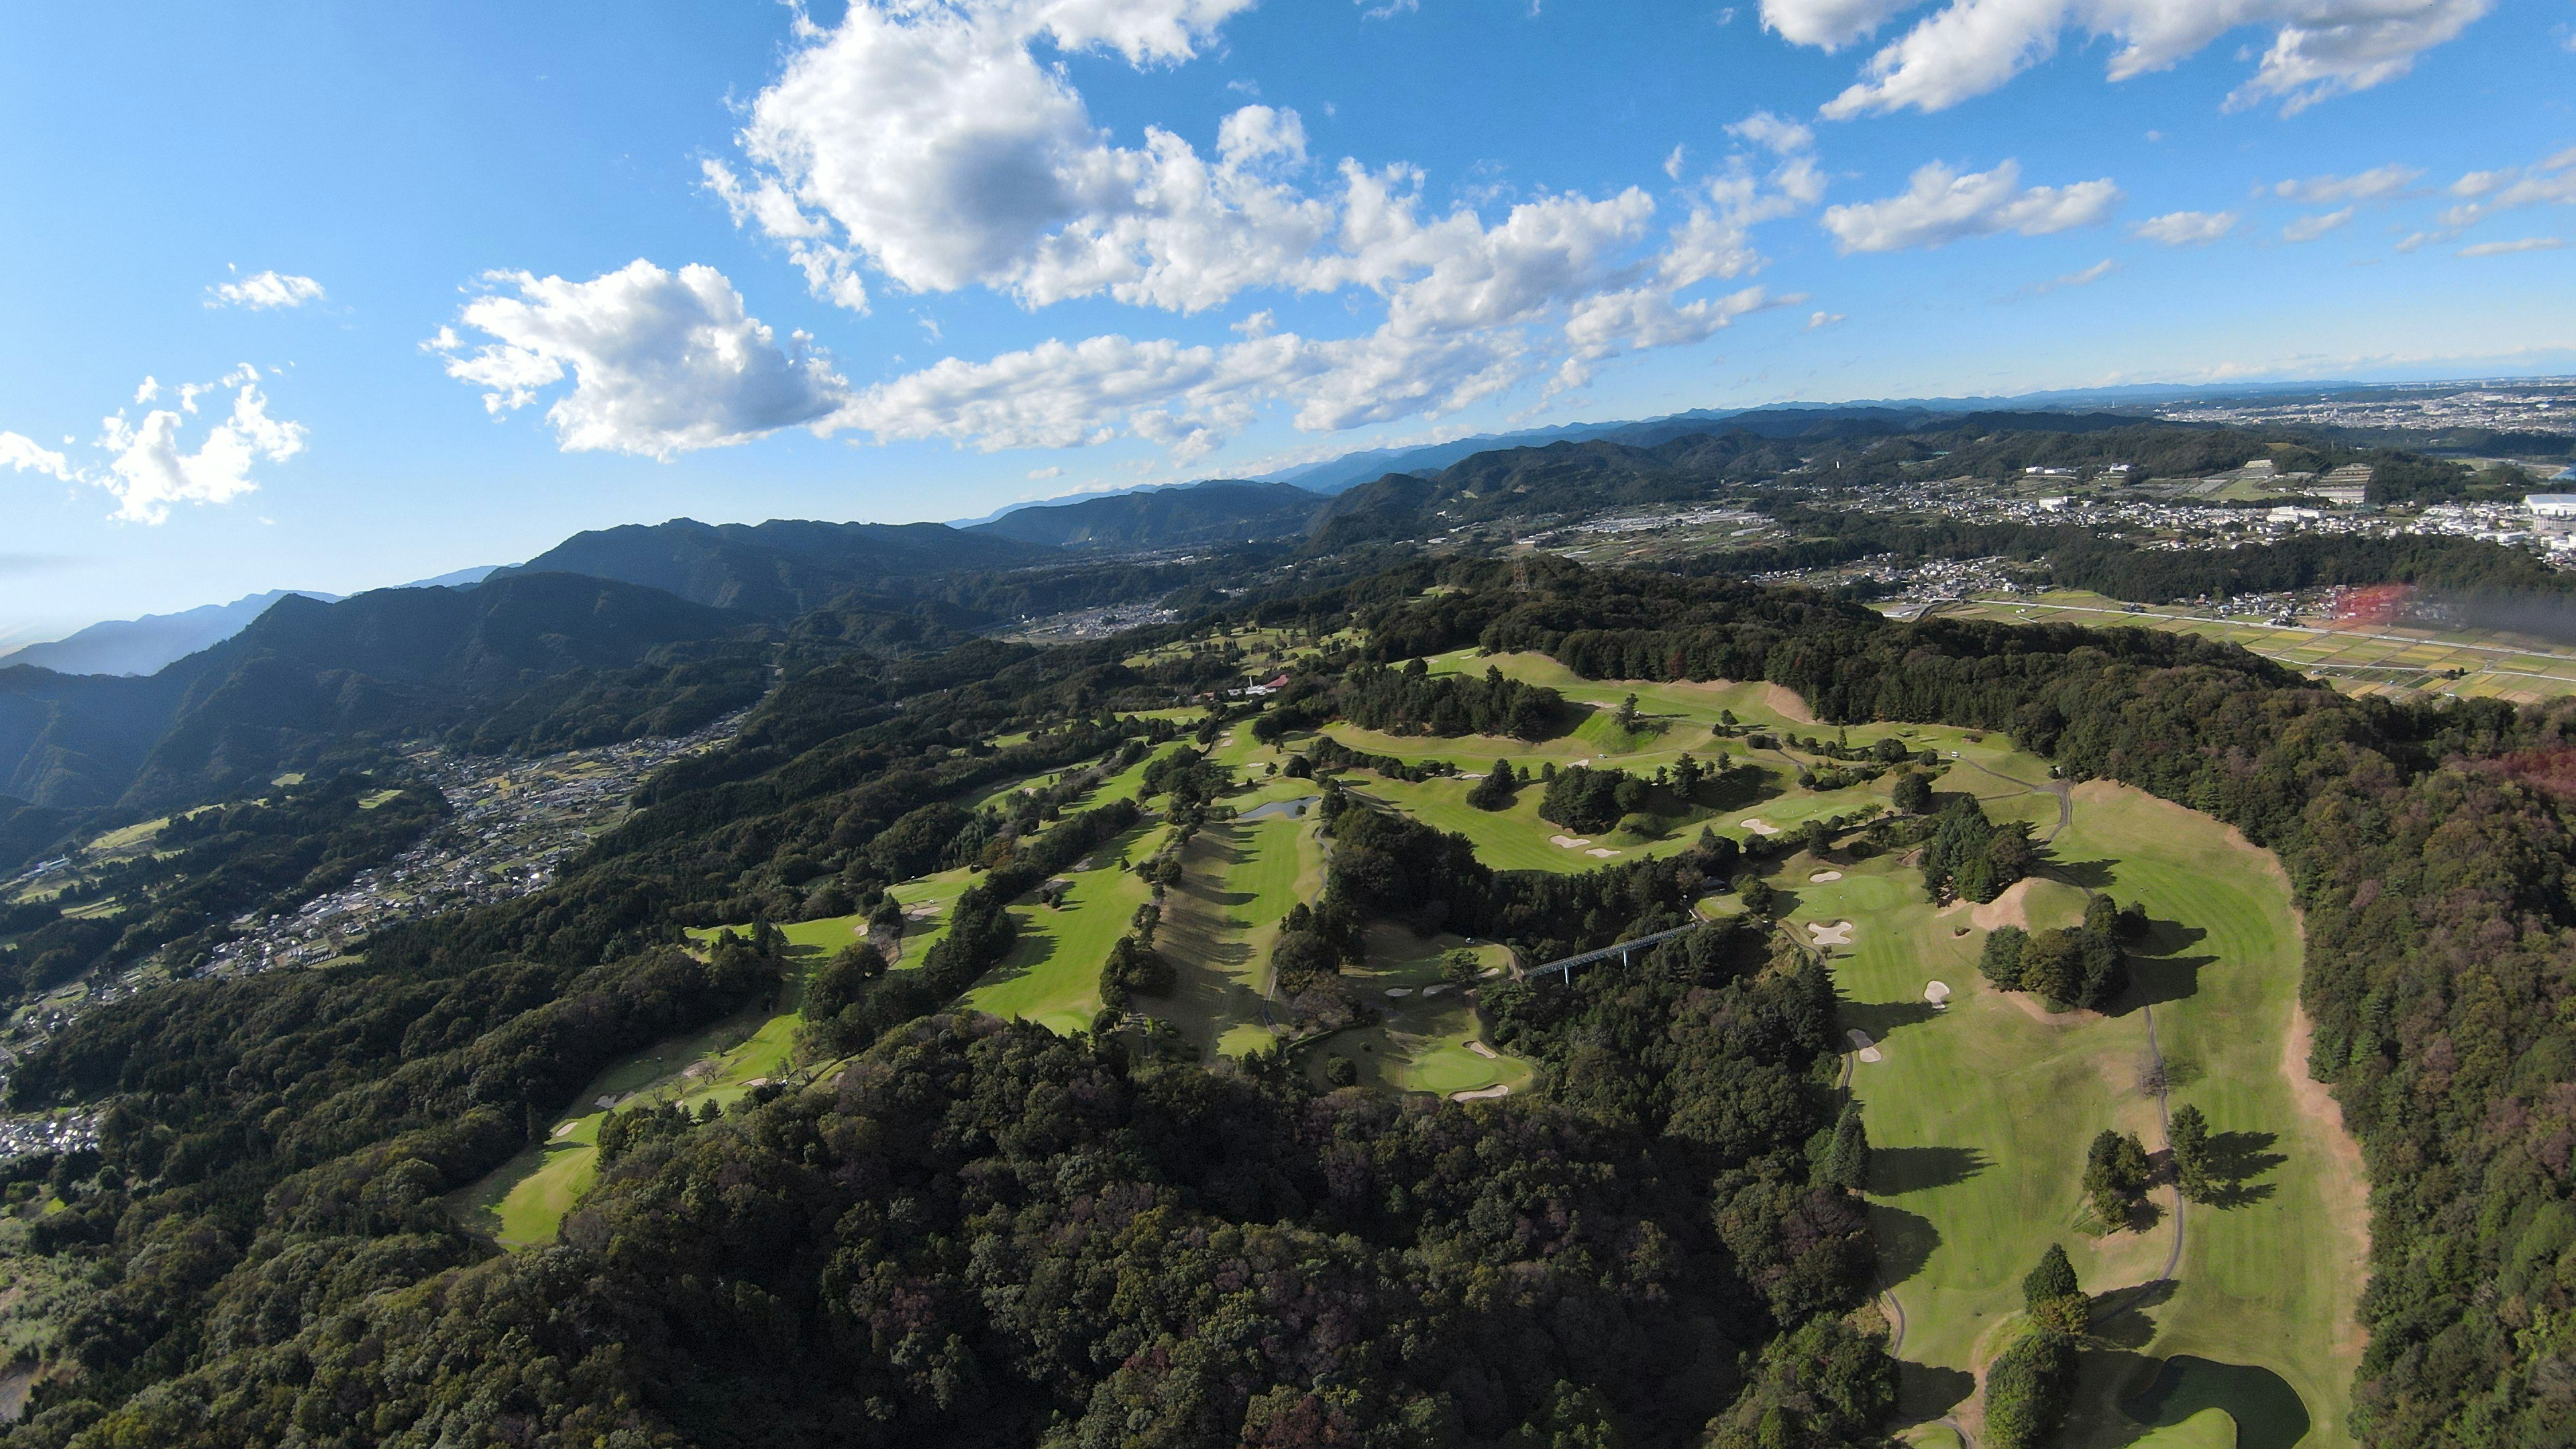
[1824,1102,1870,1191]
[1891,769,1933,815]
[2170,1104,2213,1202]
[1979,925,2028,990]
[1466,760,1518,810]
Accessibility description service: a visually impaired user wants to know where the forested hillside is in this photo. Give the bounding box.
[4,548,2576,1444]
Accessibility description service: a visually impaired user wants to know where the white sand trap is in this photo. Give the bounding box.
[551,1120,580,1138]
[1467,1040,1500,1059]
[1451,1084,1512,1102]
[1741,818,1781,835]
[905,904,941,919]
[1806,920,1856,946]
[1481,965,1505,978]
[1385,987,1413,998]
[1845,1027,1884,1063]
[1858,1046,1883,1063]
[1585,847,1621,858]
[1572,757,1593,767]
[1459,772,1487,780]
[1549,835,1593,849]
[1421,983,1448,996]
[1924,980,1952,1005]
[1809,869,1843,883]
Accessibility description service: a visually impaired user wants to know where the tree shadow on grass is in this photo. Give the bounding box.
[1698,767,1782,814]
[2088,1277,2176,1350]
[1870,1145,1988,1195]
[1893,1362,1976,1426]
[2123,954,2215,1010]
[1843,998,1940,1042]
[2203,1130,2285,1208]
[2043,856,2121,890]
[1870,1202,1941,1289]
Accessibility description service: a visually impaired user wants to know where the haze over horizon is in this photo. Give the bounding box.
[3,0,2571,640]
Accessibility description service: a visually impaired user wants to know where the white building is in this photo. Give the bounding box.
[2525,494,2576,519]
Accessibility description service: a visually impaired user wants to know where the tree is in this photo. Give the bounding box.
[1615,694,1642,732]
[1823,1103,1869,1191]
[2084,894,2120,936]
[807,940,887,1022]
[2084,1129,2153,1228]
[1891,769,1933,816]
[2170,1104,2213,1202]
[1441,948,1483,987]
[1672,753,1704,797]
[1466,760,1518,811]
[1739,877,1778,918]
[1979,925,2028,990]
[2021,1242,2090,1335]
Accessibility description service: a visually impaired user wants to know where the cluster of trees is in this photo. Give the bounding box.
[1976,908,2133,1012]
[1918,796,2034,904]
[2084,1128,2156,1229]
[1333,659,1564,738]
[1096,902,1172,1012]
[1985,1246,2086,1448]
[1303,733,1456,782]
[1466,759,1522,809]
[1538,763,1649,834]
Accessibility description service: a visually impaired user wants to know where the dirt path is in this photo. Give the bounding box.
[2286,951,2375,1360]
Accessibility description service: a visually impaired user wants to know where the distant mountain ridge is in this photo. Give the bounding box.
[500,518,1052,616]
[0,573,757,812]
[3,590,341,678]
[965,481,1325,549]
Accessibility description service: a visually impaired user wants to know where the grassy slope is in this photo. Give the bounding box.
[1805,766,2355,1447]
[1157,812,1319,1059]
[1301,926,1530,1096]
[961,824,1160,1034]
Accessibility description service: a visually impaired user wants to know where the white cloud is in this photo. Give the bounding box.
[688,5,1819,460]
[207,269,327,309]
[2459,237,2565,256]
[2265,164,2422,203]
[1762,0,2490,118]
[0,433,76,482]
[1821,159,2118,253]
[1807,309,1845,329]
[1026,464,1063,479]
[2438,148,2576,229]
[2134,209,2237,244]
[4,368,307,523]
[2010,258,2118,298]
[2283,207,2354,241]
[93,366,307,525]
[429,260,849,458]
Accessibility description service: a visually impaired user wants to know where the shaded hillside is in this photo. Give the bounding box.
[968,480,1323,549]
[502,517,1054,616]
[0,574,762,813]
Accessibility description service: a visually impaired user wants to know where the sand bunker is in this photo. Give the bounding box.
[1740,818,1781,835]
[1450,1084,1512,1102]
[1480,965,1505,978]
[1585,847,1620,858]
[1809,869,1843,883]
[1467,1040,1500,1059]
[1421,983,1448,996]
[905,903,941,919]
[1924,980,1952,1006]
[1549,835,1593,849]
[1806,920,1857,946]
[1385,987,1413,998]
[1845,1026,1884,1064]
[551,1120,579,1138]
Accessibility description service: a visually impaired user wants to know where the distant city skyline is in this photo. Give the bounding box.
[2,1,2571,640]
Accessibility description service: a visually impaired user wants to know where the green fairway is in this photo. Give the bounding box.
[1302,926,1530,1097]
[449,979,808,1249]
[1157,810,1322,1058]
[1802,772,2359,1447]
[962,826,1159,1034]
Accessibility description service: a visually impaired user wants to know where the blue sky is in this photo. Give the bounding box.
[1,0,2571,641]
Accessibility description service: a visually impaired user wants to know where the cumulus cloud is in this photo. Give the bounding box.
[2460,237,2565,256]
[429,260,849,458]
[1821,159,2118,253]
[93,366,307,524]
[1760,0,2491,117]
[2134,209,2237,244]
[1807,309,1846,329]
[0,433,76,481]
[3,368,308,524]
[2265,164,2421,203]
[682,4,1818,460]
[207,269,327,309]
[2283,207,2354,241]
